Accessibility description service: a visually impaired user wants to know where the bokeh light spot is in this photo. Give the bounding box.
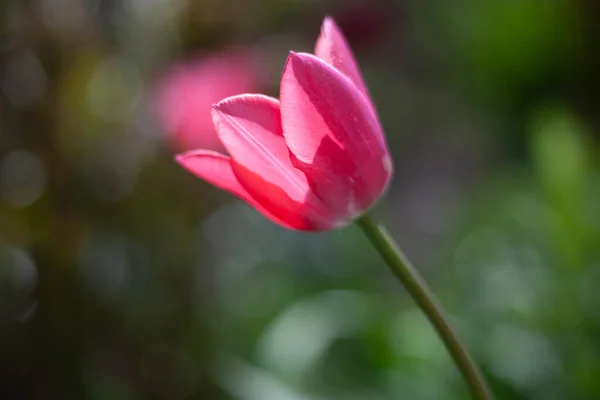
[0,150,46,208]
[86,57,143,121]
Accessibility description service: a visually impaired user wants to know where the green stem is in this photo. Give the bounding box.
[356,215,493,400]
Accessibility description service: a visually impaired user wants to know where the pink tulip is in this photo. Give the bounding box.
[176,17,393,231]
[154,49,260,152]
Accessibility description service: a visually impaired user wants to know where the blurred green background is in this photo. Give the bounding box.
[1,0,599,399]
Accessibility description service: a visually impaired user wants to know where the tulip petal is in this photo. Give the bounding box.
[315,17,387,148]
[212,94,334,229]
[212,94,308,200]
[280,52,391,212]
[231,160,335,230]
[315,17,370,99]
[176,149,303,229]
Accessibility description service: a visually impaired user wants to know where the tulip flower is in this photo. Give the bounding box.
[176,17,393,231]
[173,18,494,399]
[154,48,260,152]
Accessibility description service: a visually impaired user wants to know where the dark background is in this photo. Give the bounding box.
[1,0,599,399]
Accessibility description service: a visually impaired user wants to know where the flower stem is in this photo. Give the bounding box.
[356,215,493,400]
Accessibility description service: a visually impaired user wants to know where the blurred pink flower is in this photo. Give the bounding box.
[177,18,393,231]
[154,49,260,152]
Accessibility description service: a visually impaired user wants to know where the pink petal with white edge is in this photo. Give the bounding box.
[212,94,334,229]
[212,94,308,201]
[280,52,391,213]
[176,150,301,229]
[315,17,370,99]
[315,17,387,148]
